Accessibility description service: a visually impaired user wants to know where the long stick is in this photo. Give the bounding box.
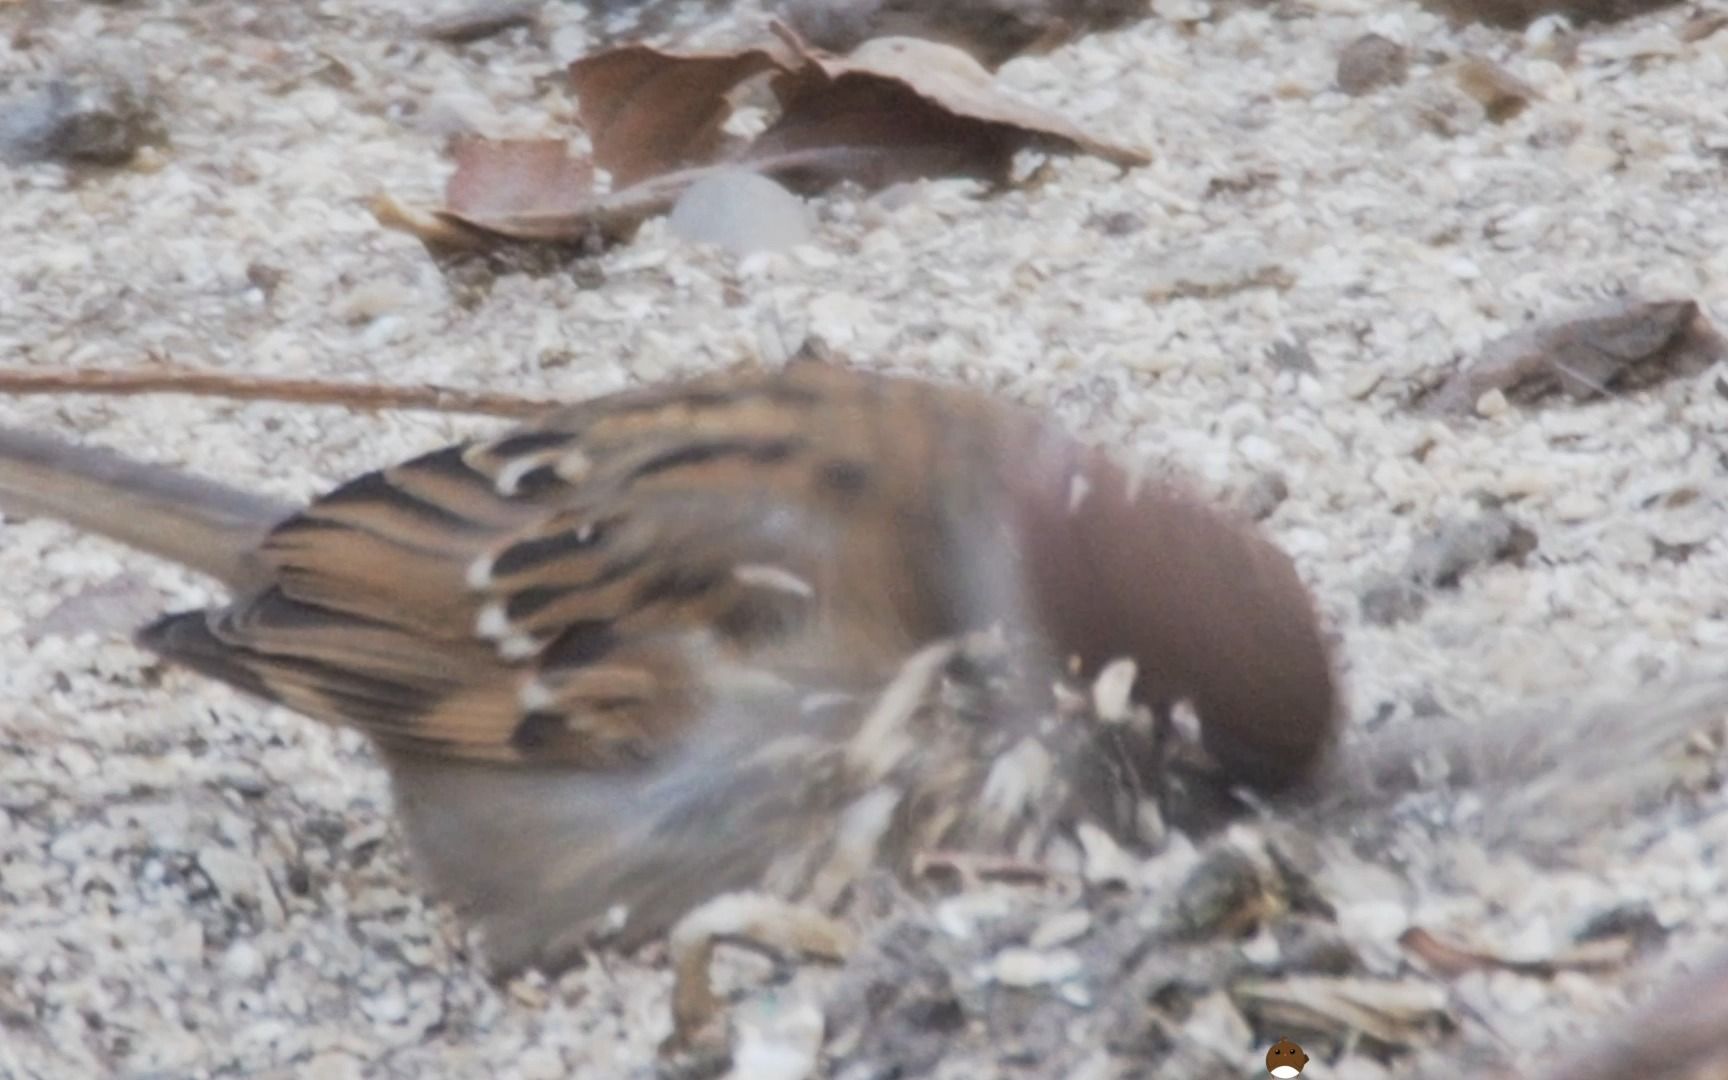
[0,366,558,419]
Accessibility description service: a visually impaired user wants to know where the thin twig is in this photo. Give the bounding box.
[0,366,559,419]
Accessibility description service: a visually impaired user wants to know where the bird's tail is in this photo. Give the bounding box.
[0,425,292,588]
[1313,675,1728,851]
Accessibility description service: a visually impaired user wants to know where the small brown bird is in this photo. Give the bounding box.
[0,361,1336,978]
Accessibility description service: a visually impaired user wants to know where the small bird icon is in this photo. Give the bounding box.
[1266,1037,1310,1077]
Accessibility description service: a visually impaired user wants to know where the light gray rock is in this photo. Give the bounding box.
[668,169,812,256]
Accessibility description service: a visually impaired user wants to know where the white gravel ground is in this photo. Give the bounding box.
[2,0,1728,1077]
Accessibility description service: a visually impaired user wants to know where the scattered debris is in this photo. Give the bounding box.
[663,892,853,1053]
[1420,299,1719,415]
[1231,976,1452,1054]
[1360,509,1537,626]
[1336,34,1409,96]
[1173,844,1285,937]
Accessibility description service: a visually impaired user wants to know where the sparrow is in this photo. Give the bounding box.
[0,360,1337,982]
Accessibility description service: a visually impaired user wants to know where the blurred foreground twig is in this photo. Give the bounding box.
[0,366,557,419]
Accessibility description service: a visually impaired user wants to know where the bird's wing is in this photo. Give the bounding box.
[141,363,991,767]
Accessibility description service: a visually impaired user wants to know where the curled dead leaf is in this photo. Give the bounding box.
[800,34,1147,172]
[370,191,490,249]
[444,137,594,222]
[376,140,703,246]
[1420,299,1720,415]
[568,45,787,187]
[375,23,1148,250]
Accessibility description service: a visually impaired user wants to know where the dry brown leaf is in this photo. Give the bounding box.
[372,141,603,248]
[375,139,611,247]
[824,33,1146,168]
[1421,299,1719,415]
[371,191,491,249]
[376,24,1146,249]
[749,32,1148,190]
[445,137,595,222]
[382,139,706,246]
[567,44,787,187]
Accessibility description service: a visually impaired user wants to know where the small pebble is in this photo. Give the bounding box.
[1344,368,1384,400]
[1153,0,1211,21]
[991,947,1084,988]
[1029,909,1094,950]
[669,169,812,256]
[1552,492,1604,522]
[222,943,263,980]
[1090,658,1138,723]
[1336,34,1409,95]
[197,847,260,902]
[1076,822,1138,887]
[0,72,163,166]
[516,1047,567,1080]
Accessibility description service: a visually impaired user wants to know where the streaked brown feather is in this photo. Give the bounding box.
[125,363,1029,768]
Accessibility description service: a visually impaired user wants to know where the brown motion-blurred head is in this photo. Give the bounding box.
[1006,439,1339,790]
